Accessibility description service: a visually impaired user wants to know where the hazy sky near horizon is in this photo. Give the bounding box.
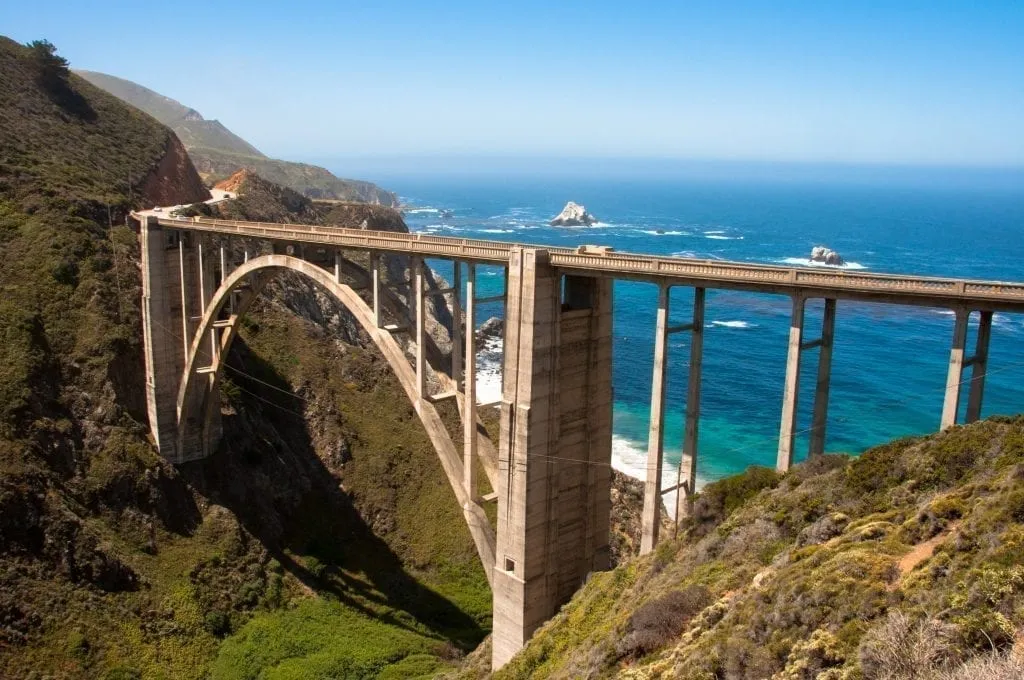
[4,1,1023,167]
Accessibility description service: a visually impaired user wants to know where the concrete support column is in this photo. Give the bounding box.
[415,257,426,401]
[139,216,180,460]
[452,261,463,387]
[965,311,993,423]
[777,295,806,472]
[678,287,705,521]
[197,236,218,367]
[941,308,970,430]
[371,252,382,328]
[334,249,342,284]
[463,264,477,501]
[178,234,191,359]
[640,284,670,555]
[808,298,837,457]
[492,249,613,670]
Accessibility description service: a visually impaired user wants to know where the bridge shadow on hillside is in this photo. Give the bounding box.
[178,336,484,650]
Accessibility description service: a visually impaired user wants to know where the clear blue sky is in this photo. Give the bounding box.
[3,1,1023,167]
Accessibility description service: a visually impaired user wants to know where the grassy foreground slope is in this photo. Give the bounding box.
[0,36,488,678]
[75,69,399,205]
[492,418,1024,679]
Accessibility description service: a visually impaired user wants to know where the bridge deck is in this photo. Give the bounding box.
[143,215,1024,311]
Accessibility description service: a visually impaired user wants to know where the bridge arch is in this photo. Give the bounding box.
[175,253,496,578]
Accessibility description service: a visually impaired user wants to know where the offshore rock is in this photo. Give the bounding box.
[550,201,598,227]
[810,245,845,266]
[477,317,504,343]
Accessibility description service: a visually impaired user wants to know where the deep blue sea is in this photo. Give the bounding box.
[331,167,1024,488]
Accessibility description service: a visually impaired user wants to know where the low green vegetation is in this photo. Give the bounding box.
[0,35,485,678]
[490,417,1024,679]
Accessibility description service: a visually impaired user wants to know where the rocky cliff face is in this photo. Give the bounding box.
[492,418,1024,680]
[139,133,209,207]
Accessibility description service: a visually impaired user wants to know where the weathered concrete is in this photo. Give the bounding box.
[966,311,993,423]
[140,217,183,459]
[808,298,837,456]
[678,287,705,520]
[491,249,613,669]
[778,296,806,472]
[463,264,478,502]
[640,285,670,555]
[941,308,970,430]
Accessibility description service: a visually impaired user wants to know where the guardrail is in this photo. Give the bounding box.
[142,214,1024,308]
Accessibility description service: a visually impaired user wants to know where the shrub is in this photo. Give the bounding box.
[938,652,1024,680]
[858,611,959,679]
[616,585,713,659]
[203,610,231,637]
[688,466,781,535]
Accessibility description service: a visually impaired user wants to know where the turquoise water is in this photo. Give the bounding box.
[339,169,1024,484]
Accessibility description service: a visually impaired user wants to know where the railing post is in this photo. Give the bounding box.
[452,261,463,388]
[777,294,805,472]
[463,264,477,501]
[940,308,969,430]
[677,287,704,524]
[415,257,426,401]
[966,310,992,424]
[808,298,837,457]
[641,284,670,555]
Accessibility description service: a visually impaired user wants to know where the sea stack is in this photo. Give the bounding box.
[550,201,598,227]
[810,246,845,266]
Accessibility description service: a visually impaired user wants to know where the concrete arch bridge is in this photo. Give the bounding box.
[134,213,1024,668]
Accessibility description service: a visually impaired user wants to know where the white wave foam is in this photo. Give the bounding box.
[705,234,743,240]
[641,230,689,236]
[704,230,726,235]
[777,257,867,270]
[405,208,439,214]
[476,335,504,406]
[710,320,756,329]
[611,435,707,519]
[932,310,1015,329]
[480,228,516,234]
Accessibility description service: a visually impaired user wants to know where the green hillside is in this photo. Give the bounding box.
[75,69,399,205]
[0,36,485,678]
[488,418,1024,679]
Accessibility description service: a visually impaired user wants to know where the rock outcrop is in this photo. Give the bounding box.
[550,201,598,227]
[477,316,504,344]
[810,245,845,266]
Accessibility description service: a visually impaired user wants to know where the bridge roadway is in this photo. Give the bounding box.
[148,214,1024,312]
[138,212,1024,668]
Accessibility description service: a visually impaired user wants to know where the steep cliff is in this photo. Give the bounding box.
[75,69,400,206]
[489,418,1024,680]
[0,37,482,678]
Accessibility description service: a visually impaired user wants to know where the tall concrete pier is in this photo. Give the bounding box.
[134,211,1024,668]
[491,249,613,667]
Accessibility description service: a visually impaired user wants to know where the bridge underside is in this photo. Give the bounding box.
[139,216,613,670]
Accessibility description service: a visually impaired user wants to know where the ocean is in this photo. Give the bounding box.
[331,166,1024,494]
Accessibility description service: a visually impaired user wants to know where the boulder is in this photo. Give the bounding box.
[550,201,598,227]
[810,246,845,266]
[477,317,504,344]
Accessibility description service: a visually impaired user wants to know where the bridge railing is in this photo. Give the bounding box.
[146,215,1024,306]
